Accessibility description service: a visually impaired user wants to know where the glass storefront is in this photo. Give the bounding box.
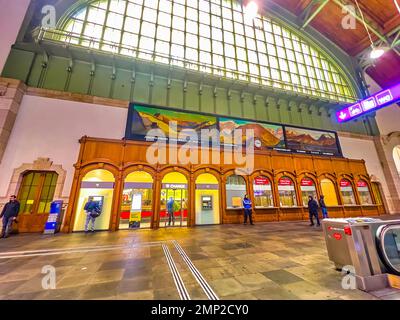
[320,178,339,206]
[357,180,373,205]
[340,179,356,205]
[278,176,297,207]
[226,175,247,208]
[119,171,153,230]
[73,169,114,232]
[195,173,220,225]
[160,172,188,227]
[300,178,317,206]
[253,176,274,208]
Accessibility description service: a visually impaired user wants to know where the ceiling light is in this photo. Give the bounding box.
[244,1,258,20]
[370,47,386,59]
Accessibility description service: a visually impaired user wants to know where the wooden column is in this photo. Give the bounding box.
[109,169,123,231]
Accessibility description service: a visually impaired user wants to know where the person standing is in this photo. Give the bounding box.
[0,195,20,238]
[319,195,328,219]
[243,194,254,225]
[84,199,100,233]
[308,195,320,227]
[167,197,175,226]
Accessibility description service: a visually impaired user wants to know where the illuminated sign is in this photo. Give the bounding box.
[336,83,400,122]
[254,177,270,185]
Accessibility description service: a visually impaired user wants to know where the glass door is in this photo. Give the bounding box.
[160,188,188,227]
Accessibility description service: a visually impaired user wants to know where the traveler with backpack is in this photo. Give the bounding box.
[84,199,101,233]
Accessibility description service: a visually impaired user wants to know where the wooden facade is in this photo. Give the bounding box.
[61,136,386,232]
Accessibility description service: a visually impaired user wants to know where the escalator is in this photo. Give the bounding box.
[376,223,400,276]
[323,218,400,292]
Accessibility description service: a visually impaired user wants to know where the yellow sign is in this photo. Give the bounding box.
[232,197,242,208]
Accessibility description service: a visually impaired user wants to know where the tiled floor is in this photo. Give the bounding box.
[0,220,398,300]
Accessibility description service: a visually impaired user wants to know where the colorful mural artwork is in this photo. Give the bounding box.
[128,105,218,143]
[285,126,341,156]
[219,118,285,150]
[126,103,342,157]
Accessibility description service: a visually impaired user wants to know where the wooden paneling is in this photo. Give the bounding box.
[271,0,400,89]
[62,137,385,232]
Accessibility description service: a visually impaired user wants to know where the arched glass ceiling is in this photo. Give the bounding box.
[52,0,357,102]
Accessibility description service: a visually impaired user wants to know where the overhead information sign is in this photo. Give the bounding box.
[336,83,400,123]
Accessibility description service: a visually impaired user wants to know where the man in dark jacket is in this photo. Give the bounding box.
[308,196,320,227]
[319,195,328,219]
[0,195,20,238]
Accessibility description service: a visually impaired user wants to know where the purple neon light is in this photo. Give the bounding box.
[336,83,400,123]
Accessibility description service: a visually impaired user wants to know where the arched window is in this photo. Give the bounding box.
[278,176,297,207]
[340,179,356,205]
[300,178,317,206]
[253,176,274,208]
[357,180,373,205]
[320,178,338,206]
[52,0,356,102]
[226,175,247,208]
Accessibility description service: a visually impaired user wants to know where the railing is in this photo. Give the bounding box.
[34,27,356,103]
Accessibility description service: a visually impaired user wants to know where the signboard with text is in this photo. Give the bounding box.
[336,83,400,123]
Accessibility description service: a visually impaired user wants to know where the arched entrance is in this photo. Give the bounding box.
[394,146,400,176]
[119,171,153,230]
[73,169,115,232]
[195,173,220,225]
[160,172,188,228]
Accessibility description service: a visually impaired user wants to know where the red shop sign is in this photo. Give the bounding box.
[301,178,314,186]
[255,177,270,185]
[357,180,367,187]
[279,177,293,186]
[340,180,351,187]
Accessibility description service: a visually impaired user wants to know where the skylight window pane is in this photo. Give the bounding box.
[143,7,157,23]
[124,17,140,33]
[159,0,172,13]
[107,12,124,29]
[157,25,170,41]
[57,0,355,102]
[87,7,106,24]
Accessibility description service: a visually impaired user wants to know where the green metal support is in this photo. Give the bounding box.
[301,0,330,29]
[331,0,388,45]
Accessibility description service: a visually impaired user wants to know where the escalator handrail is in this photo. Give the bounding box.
[376,222,400,276]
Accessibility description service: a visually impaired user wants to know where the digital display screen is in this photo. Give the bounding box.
[336,83,400,123]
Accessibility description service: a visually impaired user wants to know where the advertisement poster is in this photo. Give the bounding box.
[129,193,142,229]
[219,117,285,150]
[285,126,341,156]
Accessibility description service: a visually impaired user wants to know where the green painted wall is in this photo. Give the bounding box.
[1,48,378,136]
